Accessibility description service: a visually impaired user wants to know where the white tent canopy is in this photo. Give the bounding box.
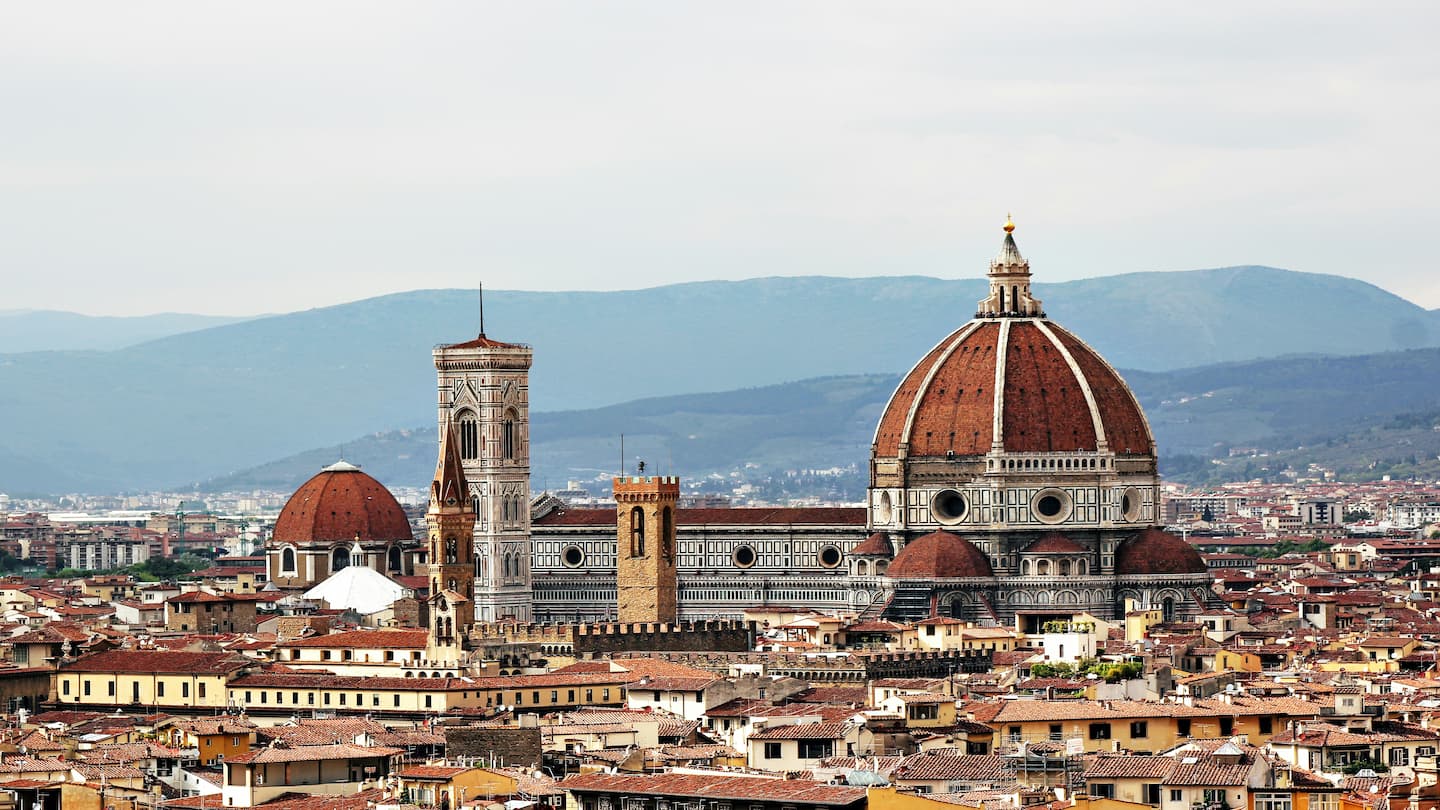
[302,565,411,615]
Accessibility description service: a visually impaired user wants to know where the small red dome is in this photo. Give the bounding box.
[273,461,413,544]
[1022,533,1088,555]
[873,320,1152,458]
[1115,528,1208,576]
[887,530,994,579]
[850,532,894,557]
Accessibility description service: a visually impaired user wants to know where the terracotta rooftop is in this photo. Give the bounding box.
[1115,528,1209,576]
[850,532,894,557]
[278,628,430,649]
[226,742,401,764]
[873,319,1152,458]
[561,772,866,805]
[59,650,250,675]
[272,463,413,544]
[1023,533,1088,555]
[887,530,994,579]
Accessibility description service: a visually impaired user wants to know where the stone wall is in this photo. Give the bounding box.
[442,725,542,768]
[573,620,753,657]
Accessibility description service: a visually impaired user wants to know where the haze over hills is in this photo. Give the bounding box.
[2,266,1438,494]
[0,310,253,353]
[206,346,1440,495]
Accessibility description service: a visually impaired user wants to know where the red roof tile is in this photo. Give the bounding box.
[873,320,1152,458]
[60,650,250,675]
[1116,528,1209,576]
[888,531,993,579]
[272,465,412,544]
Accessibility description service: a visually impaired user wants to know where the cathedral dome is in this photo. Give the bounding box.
[887,530,994,579]
[1114,528,1208,576]
[873,318,1152,458]
[273,461,413,544]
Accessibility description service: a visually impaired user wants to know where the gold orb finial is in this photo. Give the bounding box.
[1003,213,1015,233]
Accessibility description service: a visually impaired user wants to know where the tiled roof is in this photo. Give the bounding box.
[1115,528,1210,576]
[888,531,993,579]
[561,772,866,805]
[873,320,1152,457]
[1023,534,1088,555]
[231,670,627,691]
[1082,754,1174,780]
[850,532,894,557]
[227,742,401,764]
[398,764,472,779]
[891,753,1011,782]
[60,650,250,675]
[278,628,430,649]
[272,465,412,543]
[441,333,525,350]
[750,721,848,740]
[1165,747,1256,787]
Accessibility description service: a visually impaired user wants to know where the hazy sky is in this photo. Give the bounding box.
[3,3,1437,316]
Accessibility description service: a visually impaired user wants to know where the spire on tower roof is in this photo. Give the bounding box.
[996,216,1025,265]
[431,424,470,508]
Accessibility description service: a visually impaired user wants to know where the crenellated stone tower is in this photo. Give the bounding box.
[426,425,475,665]
[433,329,534,621]
[614,474,679,624]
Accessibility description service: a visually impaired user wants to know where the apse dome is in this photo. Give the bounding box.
[1115,528,1208,576]
[272,460,413,544]
[886,530,994,579]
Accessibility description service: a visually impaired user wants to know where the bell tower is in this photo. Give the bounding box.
[433,322,534,622]
[426,425,475,665]
[614,472,679,624]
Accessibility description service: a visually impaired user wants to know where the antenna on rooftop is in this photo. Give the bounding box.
[619,433,625,478]
[479,282,486,335]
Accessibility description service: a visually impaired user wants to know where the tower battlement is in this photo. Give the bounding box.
[613,476,681,497]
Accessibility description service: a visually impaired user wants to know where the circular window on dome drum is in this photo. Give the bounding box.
[818,545,842,568]
[931,489,969,525]
[733,545,757,568]
[1031,488,1073,524]
[1120,487,1143,522]
[561,545,585,568]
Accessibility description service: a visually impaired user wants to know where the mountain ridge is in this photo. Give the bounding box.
[3,266,1437,493]
[202,346,1440,494]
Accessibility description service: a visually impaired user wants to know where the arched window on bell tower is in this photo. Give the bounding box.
[457,410,479,460]
[501,409,518,461]
[630,507,645,558]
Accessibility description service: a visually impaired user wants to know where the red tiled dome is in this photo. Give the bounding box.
[887,530,994,579]
[1114,528,1208,576]
[1022,533,1088,554]
[273,461,413,544]
[850,532,894,558]
[873,320,1152,457]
